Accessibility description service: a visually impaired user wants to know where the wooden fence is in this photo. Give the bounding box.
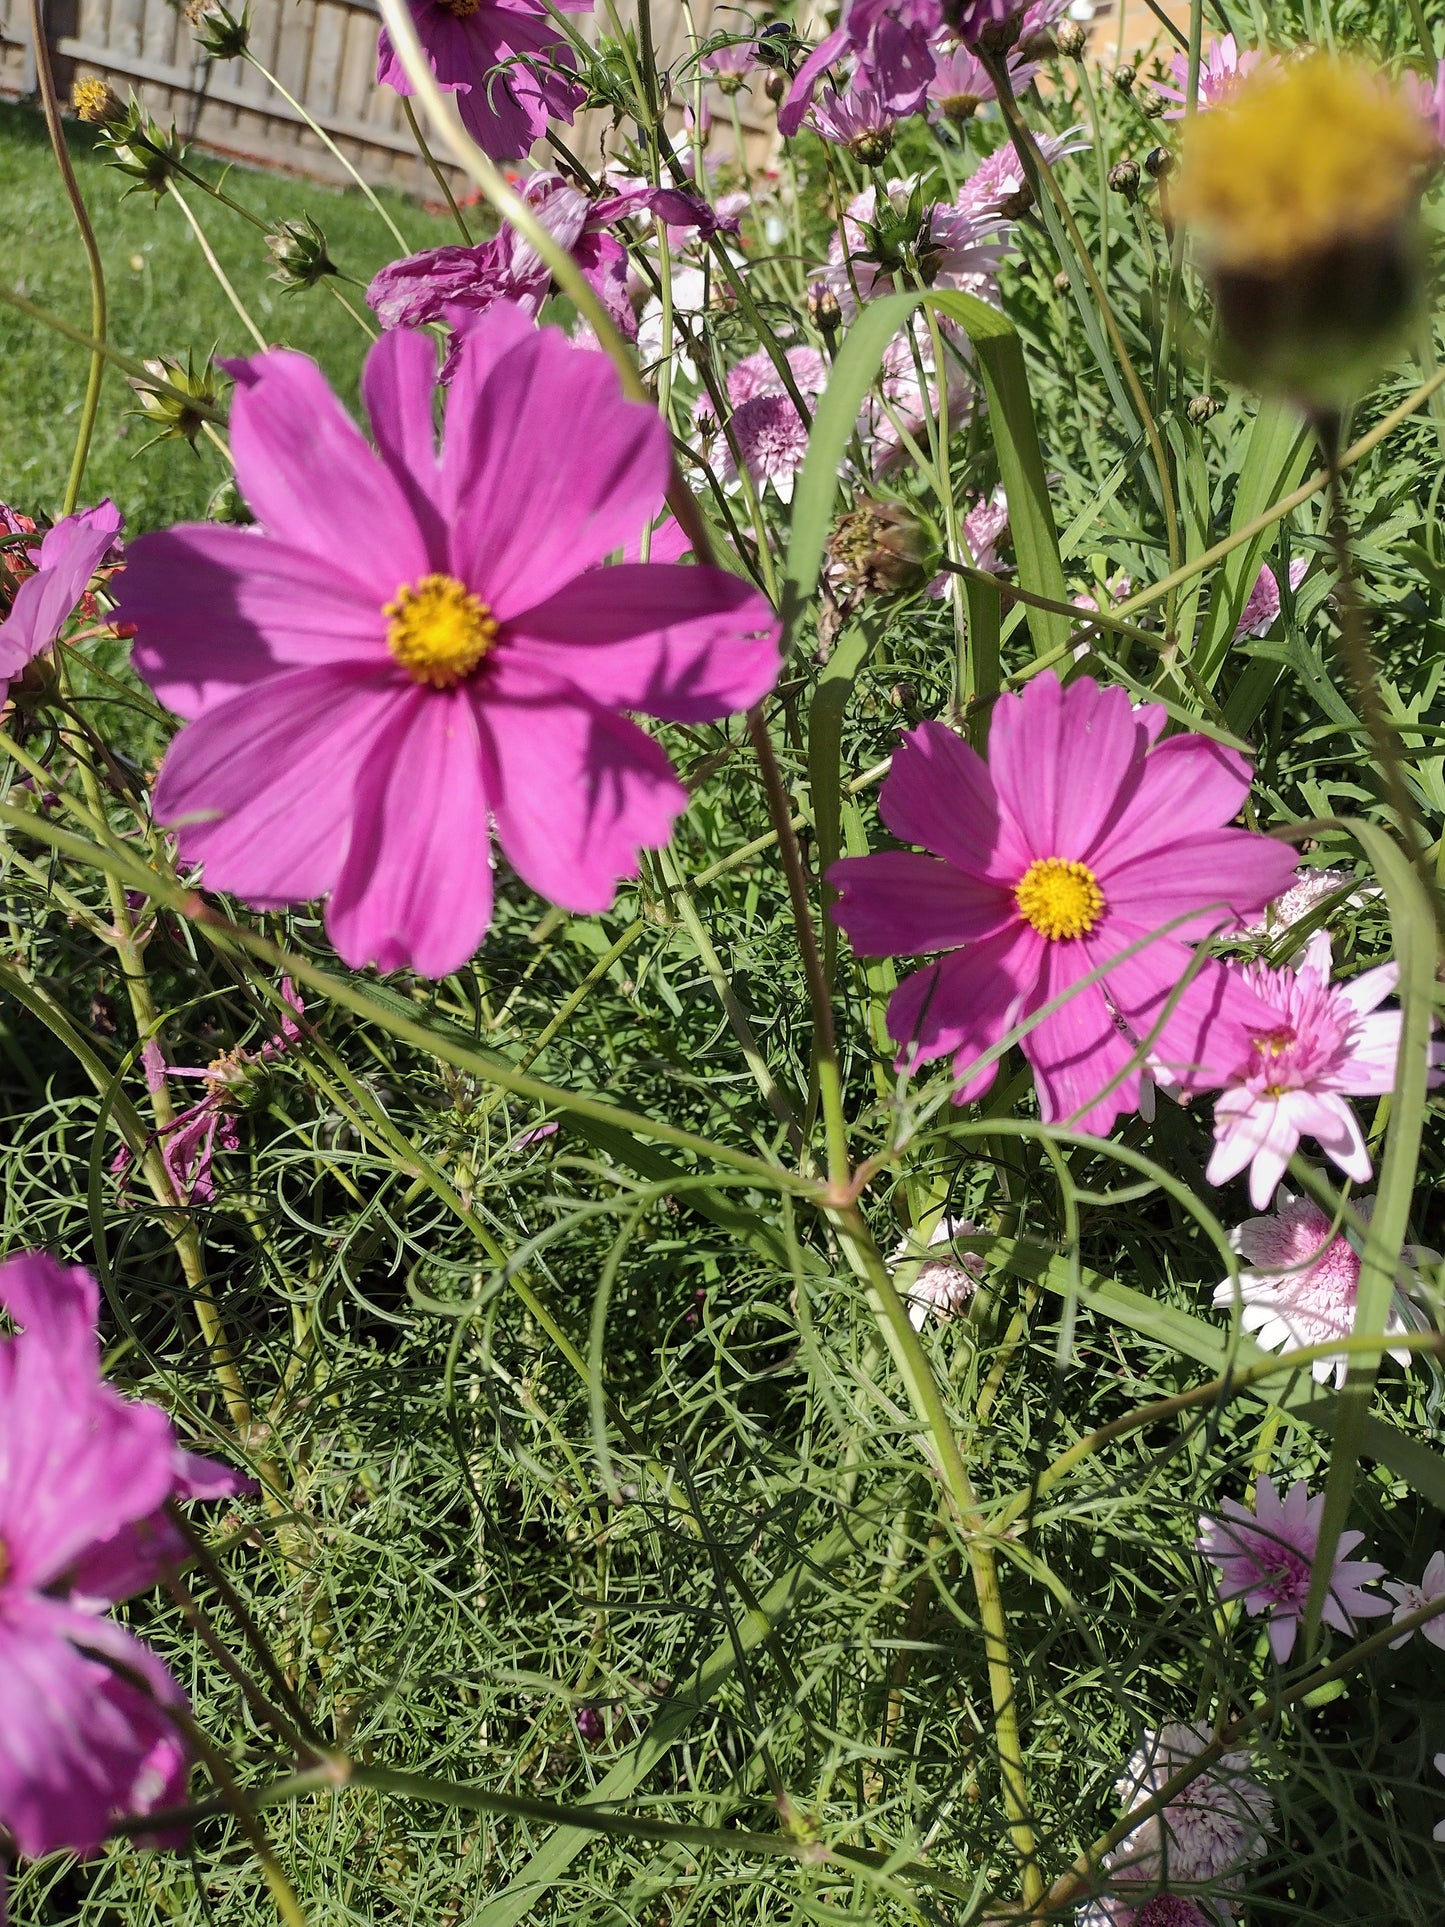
[0,0,781,195]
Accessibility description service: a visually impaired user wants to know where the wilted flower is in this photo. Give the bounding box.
[1205,930,1438,1209]
[190,0,251,60]
[827,674,1294,1134]
[827,498,935,600]
[375,0,587,160]
[118,309,780,978]
[71,75,122,124]
[0,501,122,693]
[266,213,336,290]
[1212,1189,1419,1387]
[1198,1474,1389,1660]
[1173,55,1436,401]
[1384,1550,1445,1649]
[1233,557,1308,640]
[99,97,187,197]
[0,1251,251,1872]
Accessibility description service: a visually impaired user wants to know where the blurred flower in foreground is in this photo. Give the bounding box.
[118,309,780,978]
[1173,54,1436,403]
[1205,930,1437,1209]
[1198,1475,1389,1660]
[827,674,1295,1135]
[1385,1550,1445,1648]
[1077,1722,1272,1927]
[892,1215,984,1326]
[375,0,587,160]
[0,500,122,693]
[0,1251,251,1876]
[1212,1188,1424,1387]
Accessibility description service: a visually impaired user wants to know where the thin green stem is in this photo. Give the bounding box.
[246,51,411,253]
[167,181,269,352]
[401,96,472,242]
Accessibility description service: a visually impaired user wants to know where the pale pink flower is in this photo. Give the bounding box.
[861,332,977,475]
[1416,59,1445,145]
[893,1216,984,1328]
[1233,557,1308,641]
[1239,865,1374,942]
[1077,1895,1228,1927]
[927,43,1039,121]
[964,488,1009,572]
[956,128,1089,220]
[1205,931,1438,1209]
[1157,35,1270,119]
[718,347,828,500]
[118,310,780,979]
[1212,1189,1415,1388]
[810,75,901,162]
[727,346,827,408]
[1198,1475,1389,1661]
[824,180,1009,319]
[1384,1550,1445,1649]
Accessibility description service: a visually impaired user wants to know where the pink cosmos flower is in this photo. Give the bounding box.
[367,172,633,342]
[0,500,122,691]
[1204,930,1437,1209]
[1211,1189,1418,1388]
[956,127,1089,219]
[1233,557,1308,641]
[117,309,780,979]
[376,0,589,160]
[827,674,1295,1134]
[778,1,935,139]
[892,1215,985,1327]
[0,1251,250,1871]
[1197,1475,1389,1661]
[590,173,742,243]
[1157,35,1269,119]
[1384,1550,1445,1649]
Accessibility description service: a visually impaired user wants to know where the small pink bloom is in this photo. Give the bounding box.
[0,500,123,689]
[893,1216,984,1328]
[702,38,755,81]
[777,2,935,139]
[964,487,1009,573]
[376,0,589,160]
[718,348,827,500]
[1078,1897,1226,1927]
[810,75,901,158]
[1239,865,1374,941]
[956,128,1089,219]
[1212,1189,1414,1387]
[727,346,828,409]
[861,332,976,476]
[1384,1549,1445,1649]
[1157,35,1270,118]
[0,1252,251,1868]
[1204,931,1439,1209]
[824,180,1009,320]
[118,311,780,979]
[1233,557,1308,641]
[1198,1475,1389,1662]
[827,674,1295,1135]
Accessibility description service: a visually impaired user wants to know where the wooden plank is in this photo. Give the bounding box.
[141,0,177,76]
[307,0,345,121]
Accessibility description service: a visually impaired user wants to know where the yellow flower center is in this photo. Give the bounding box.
[71,76,113,123]
[1015,858,1106,941]
[385,574,498,689]
[1174,54,1435,273]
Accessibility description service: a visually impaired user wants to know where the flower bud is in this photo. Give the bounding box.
[1111,64,1136,96]
[100,98,187,200]
[1144,144,1174,180]
[807,280,842,334]
[191,1,250,59]
[1138,87,1165,118]
[826,501,935,599]
[764,69,786,105]
[1108,159,1140,202]
[71,76,123,125]
[753,21,798,73]
[848,126,894,167]
[1186,393,1220,425]
[128,351,221,449]
[1055,19,1087,59]
[266,213,336,290]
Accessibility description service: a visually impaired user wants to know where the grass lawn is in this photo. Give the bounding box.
[0,100,458,530]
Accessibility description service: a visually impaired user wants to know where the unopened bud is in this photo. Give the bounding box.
[807,280,842,334]
[1055,19,1087,58]
[71,76,122,125]
[1138,87,1165,118]
[266,213,336,290]
[128,351,221,449]
[848,127,895,167]
[1186,393,1220,425]
[753,21,797,73]
[1052,268,1071,291]
[1108,159,1140,202]
[1144,145,1174,180]
[191,0,250,59]
[764,69,786,104]
[1111,64,1136,96]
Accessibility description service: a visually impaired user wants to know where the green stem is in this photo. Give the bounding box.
[167,181,269,351]
[401,96,472,242]
[246,50,411,253]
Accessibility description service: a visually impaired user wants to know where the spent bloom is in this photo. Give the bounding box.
[827,674,1295,1135]
[1157,34,1268,118]
[376,0,588,159]
[1212,1189,1419,1387]
[892,1216,985,1328]
[0,1251,250,1870]
[1384,1550,1445,1649]
[1198,1474,1389,1660]
[1205,930,1437,1209]
[117,309,780,979]
[0,500,122,692]
[1233,557,1308,641]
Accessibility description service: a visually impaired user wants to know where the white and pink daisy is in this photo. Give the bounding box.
[892,1216,985,1328]
[1239,865,1375,942]
[1384,1550,1445,1649]
[1205,931,1437,1210]
[1198,1475,1390,1661]
[1211,1190,1418,1387]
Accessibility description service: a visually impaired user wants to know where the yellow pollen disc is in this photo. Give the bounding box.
[1174,54,1435,273]
[72,76,111,122]
[1015,858,1106,941]
[385,574,498,689]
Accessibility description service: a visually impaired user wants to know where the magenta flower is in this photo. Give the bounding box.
[0,1251,250,1870]
[945,1,1030,48]
[1212,1189,1418,1387]
[368,173,635,345]
[778,0,935,138]
[0,499,122,690]
[828,675,1295,1133]
[1204,931,1437,1209]
[1198,1475,1389,1661]
[118,310,780,979]
[1157,35,1270,118]
[376,0,589,160]
[1233,557,1308,641]
[810,76,901,163]
[1384,1550,1445,1649]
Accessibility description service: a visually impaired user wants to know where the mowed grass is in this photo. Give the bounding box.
[0,100,457,530]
